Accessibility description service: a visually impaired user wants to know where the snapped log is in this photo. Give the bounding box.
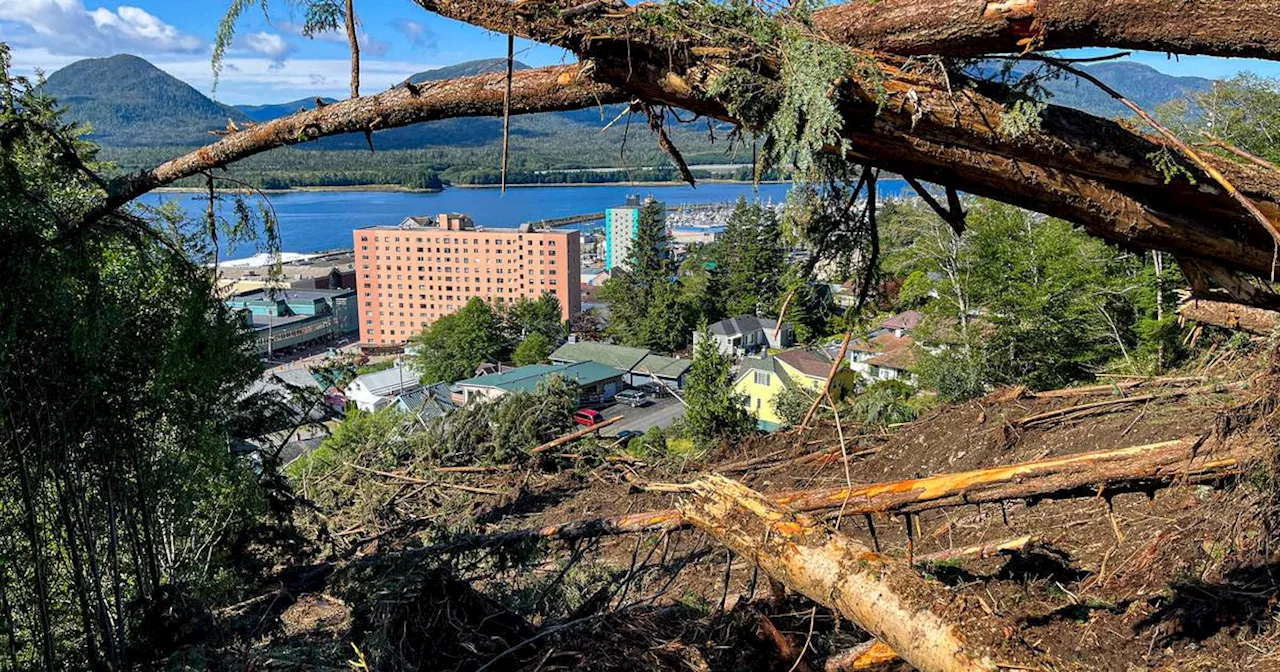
[1179,298,1280,335]
[679,475,1042,671]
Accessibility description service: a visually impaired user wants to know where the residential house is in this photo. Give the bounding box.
[696,315,795,358]
[876,310,922,338]
[455,361,624,404]
[845,311,923,384]
[549,341,693,389]
[346,362,423,413]
[733,348,858,430]
[392,382,458,425]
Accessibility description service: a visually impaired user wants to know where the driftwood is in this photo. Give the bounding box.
[680,475,1043,671]
[428,437,1247,553]
[1179,298,1280,335]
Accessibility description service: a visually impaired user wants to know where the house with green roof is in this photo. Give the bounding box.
[550,341,692,389]
[455,361,625,404]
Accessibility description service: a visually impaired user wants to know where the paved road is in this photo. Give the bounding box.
[599,396,685,435]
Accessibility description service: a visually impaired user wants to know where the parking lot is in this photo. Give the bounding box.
[599,395,685,436]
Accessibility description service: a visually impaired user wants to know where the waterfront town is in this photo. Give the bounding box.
[12,1,1280,667]
[227,195,921,457]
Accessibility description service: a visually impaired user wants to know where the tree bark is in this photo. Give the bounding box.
[813,0,1280,61]
[1179,298,1280,335]
[345,0,360,98]
[679,475,1043,672]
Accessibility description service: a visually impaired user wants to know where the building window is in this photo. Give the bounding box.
[754,372,770,386]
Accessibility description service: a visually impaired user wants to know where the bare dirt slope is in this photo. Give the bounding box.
[219,349,1280,671]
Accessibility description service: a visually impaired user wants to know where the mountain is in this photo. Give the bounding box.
[1039,62,1212,117]
[236,97,339,122]
[41,54,248,147]
[402,58,532,84]
[43,54,1214,153]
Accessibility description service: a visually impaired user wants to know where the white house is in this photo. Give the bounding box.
[695,315,794,358]
[346,361,423,413]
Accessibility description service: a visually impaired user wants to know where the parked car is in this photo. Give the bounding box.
[573,408,604,427]
[615,429,640,440]
[614,389,649,407]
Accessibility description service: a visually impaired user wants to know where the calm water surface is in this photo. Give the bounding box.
[139,181,906,260]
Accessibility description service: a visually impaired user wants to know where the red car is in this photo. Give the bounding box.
[573,408,603,427]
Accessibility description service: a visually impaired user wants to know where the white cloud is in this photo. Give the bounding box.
[280,20,390,57]
[236,31,294,63]
[392,19,434,50]
[0,0,204,55]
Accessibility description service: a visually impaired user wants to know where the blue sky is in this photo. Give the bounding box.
[4,0,1279,104]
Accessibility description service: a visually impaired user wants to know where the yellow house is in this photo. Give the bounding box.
[733,349,857,430]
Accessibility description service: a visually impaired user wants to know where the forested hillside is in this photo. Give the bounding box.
[52,54,1214,189]
[40,54,248,146]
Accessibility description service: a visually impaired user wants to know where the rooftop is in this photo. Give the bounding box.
[234,287,355,302]
[352,364,424,397]
[635,353,692,379]
[458,361,625,394]
[394,382,457,422]
[774,349,835,379]
[550,341,650,372]
[708,315,780,337]
[880,310,923,331]
[849,332,916,354]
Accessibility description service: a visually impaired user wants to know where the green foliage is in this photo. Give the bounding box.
[504,293,565,344]
[1159,73,1280,165]
[915,346,988,403]
[420,375,580,465]
[848,380,918,426]
[997,99,1047,140]
[0,49,275,668]
[410,297,507,383]
[683,325,755,448]
[626,426,670,458]
[513,331,553,366]
[771,383,816,429]
[715,197,786,316]
[884,199,1183,399]
[599,199,697,351]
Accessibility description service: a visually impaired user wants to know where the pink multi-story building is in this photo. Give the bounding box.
[354,214,581,346]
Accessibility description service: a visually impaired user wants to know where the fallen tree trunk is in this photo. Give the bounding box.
[530,415,622,454]
[679,475,1043,671]
[88,64,623,226]
[63,1,1280,291]
[411,0,1280,284]
[427,436,1247,553]
[1179,298,1280,335]
[814,0,1280,61]
[1030,376,1207,399]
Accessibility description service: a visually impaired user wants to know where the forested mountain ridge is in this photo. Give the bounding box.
[41,54,249,146]
[48,54,1211,150]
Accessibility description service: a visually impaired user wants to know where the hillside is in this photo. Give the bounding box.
[1039,61,1211,117]
[41,54,248,147]
[48,55,1211,152]
[236,97,339,122]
